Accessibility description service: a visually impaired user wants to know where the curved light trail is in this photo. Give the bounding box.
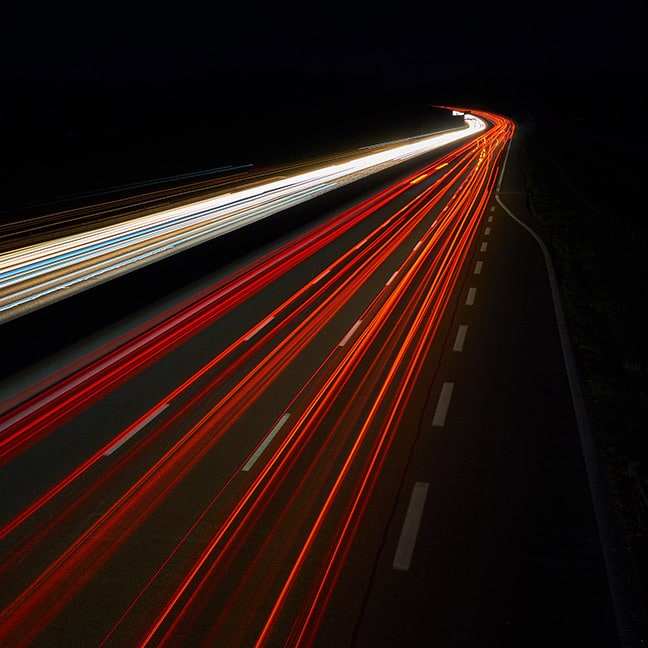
[0,117,485,324]
[0,110,514,647]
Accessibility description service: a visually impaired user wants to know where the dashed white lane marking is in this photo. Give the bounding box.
[474,260,483,275]
[432,382,454,427]
[488,215,493,223]
[339,319,362,347]
[311,269,330,285]
[490,206,495,212]
[386,270,399,286]
[480,242,488,252]
[453,325,468,352]
[104,403,169,456]
[393,482,429,571]
[244,315,275,341]
[466,287,477,306]
[484,227,491,235]
[242,413,291,472]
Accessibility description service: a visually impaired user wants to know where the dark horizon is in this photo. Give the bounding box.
[2,64,645,214]
[2,2,647,213]
[3,1,646,83]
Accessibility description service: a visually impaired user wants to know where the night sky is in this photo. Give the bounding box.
[2,2,646,206]
[3,3,645,86]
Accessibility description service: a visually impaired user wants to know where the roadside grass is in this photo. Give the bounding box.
[522,124,648,620]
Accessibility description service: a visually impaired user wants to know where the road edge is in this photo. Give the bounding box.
[495,130,643,647]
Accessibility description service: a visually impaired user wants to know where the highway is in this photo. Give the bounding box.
[0,111,620,646]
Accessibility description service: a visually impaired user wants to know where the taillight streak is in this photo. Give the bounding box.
[0,144,477,550]
[0,113,514,647]
[138,120,512,646]
[0,165,423,466]
[0,144,477,637]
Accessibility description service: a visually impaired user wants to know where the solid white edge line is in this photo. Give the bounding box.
[432,382,454,427]
[453,325,468,352]
[242,413,290,472]
[339,320,362,347]
[466,287,477,306]
[104,403,169,456]
[244,315,274,341]
[393,482,429,571]
[496,136,639,646]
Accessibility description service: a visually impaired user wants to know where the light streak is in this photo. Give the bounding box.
[0,119,486,323]
[0,110,515,647]
[0,170,422,466]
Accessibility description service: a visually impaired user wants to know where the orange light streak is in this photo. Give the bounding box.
[0,110,515,647]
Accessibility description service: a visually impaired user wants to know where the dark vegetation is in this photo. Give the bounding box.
[521,115,648,631]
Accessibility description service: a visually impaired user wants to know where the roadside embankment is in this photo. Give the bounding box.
[522,120,648,635]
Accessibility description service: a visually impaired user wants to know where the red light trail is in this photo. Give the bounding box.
[0,110,514,646]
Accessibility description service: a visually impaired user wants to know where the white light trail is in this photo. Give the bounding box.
[0,117,486,323]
